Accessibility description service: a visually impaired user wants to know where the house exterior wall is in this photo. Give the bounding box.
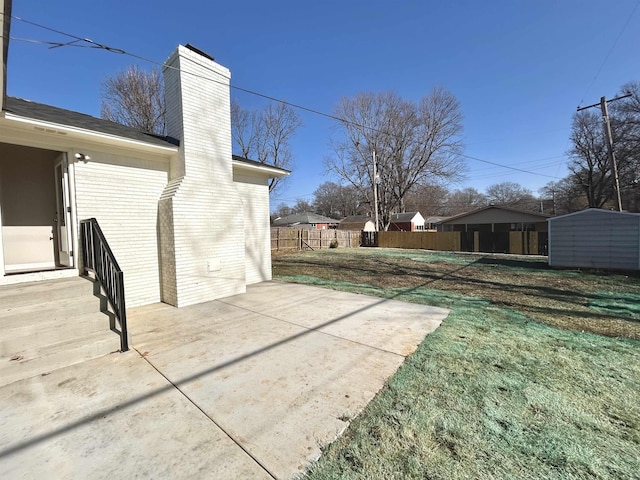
[388,222,412,232]
[159,45,246,307]
[233,169,272,284]
[73,151,169,307]
[548,209,640,270]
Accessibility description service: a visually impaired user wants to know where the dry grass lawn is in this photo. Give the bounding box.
[274,248,640,340]
[272,248,640,479]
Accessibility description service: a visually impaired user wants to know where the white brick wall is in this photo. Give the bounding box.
[73,151,169,307]
[160,45,247,307]
[233,170,273,284]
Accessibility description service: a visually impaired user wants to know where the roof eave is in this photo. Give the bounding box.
[1,112,179,155]
[232,158,290,178]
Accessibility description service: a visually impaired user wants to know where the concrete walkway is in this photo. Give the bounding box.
[0,282,448,479]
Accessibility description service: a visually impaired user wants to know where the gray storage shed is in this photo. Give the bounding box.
[548,209,640,270]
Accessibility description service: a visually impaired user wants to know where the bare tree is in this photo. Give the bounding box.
[443,187,486,216]
[568,110,613,208]
[326,89,464,230]
[611,81,640,211]
[101,66,165,135]
[270,202,294,222]
[485,181,537,210]
[539,179,587,215]
[404,183,450,216]
[313,182,361,218]
[566,82,640,211]
[293,199,315,213]
[231,100,302,194]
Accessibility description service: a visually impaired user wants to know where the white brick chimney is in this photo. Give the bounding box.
[158,45,246,307]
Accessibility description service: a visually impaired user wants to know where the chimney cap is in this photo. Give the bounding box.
[185,44,215,62]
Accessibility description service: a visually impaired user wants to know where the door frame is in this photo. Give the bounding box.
[0,147,79,281]
[0,180,4,277]
[54,153,74,268]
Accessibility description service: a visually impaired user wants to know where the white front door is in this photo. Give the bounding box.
[54,154,73,267]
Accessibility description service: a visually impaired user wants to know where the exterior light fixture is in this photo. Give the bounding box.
[74,153,91,161]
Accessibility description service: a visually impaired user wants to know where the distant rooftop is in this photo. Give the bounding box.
[390,212,422,222]
[272,212,340,226]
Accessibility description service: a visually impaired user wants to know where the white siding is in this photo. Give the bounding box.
[548,209,640,270]
[233,170,272,284]
[159,46,246,307]
[73,152,169,307]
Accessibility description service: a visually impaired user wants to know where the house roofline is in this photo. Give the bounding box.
[438,204,551,224]
[0,112,179,155]
[232,155,290,178]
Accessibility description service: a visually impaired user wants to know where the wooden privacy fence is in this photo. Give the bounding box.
[362,230,547,255]
[271,228,361,251]
[509,231,548,255]
[273,228,547,255]
[377,231,461,251]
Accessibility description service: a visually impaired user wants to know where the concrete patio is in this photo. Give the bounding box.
[0,281,448,479]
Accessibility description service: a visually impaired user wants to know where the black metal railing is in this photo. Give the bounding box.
[80,218,128,351]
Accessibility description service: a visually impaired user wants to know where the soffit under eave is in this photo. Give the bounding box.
[232,161,290,179]
[0,114,178,160]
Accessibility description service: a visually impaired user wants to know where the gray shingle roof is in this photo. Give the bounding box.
[231,154,290,174]
[390,212,421,222]
[272,212,340,226]
[440,205,551,223]
[340,215,373,224]
[4,96,178,148]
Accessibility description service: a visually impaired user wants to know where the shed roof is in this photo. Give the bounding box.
[4,96,178,148]
[390,212,424,223]
[548,208,640,222]
[338,215,375,230]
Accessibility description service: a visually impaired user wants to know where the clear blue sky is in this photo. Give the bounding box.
[6,0,640,209]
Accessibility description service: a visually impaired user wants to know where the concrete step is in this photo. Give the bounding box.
[0,277,96,309]
[0,295,100,325]
[0,276,125,387]
[0,331,121,388]
[1,311,111,356]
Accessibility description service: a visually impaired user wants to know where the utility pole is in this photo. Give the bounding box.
[577,93,631,212]
[372,150,380,231]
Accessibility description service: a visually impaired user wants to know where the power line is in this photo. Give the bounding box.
[7,14,566,181]
[458,154,561,179]
[577,0,640,107]
[8,14,355,125]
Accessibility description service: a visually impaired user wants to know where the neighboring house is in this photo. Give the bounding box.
[436,205,550,233]
[338,215,376,232]
[272,212,339,230]
[0,41,289,307]
[436,205,551,254]
[548,208,640,271]
[388,212,425,231]
[425,216,448,231]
